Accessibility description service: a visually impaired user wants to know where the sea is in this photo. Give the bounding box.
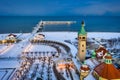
[0,16,120,33]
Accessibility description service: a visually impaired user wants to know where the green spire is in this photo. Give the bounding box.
[92,50,96,58]
[78,21,87,36]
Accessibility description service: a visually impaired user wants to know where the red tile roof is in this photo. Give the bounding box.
[95,47,108,55]
[94,62,120,79]
[80,64,90,71]
[95,47,108,59]
[81,66,90,71]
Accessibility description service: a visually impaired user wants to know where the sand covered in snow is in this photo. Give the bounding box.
[0,32,120,80]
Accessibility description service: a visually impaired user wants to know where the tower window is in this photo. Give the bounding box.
[82,45,84,47]
[82,50,84,52]
[83,37,85,39]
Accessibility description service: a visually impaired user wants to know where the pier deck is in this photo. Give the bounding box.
[40,21,76,25]
[32,20,76,34]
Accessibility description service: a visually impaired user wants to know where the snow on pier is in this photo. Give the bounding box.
[32,20,76,34]
[39,21,76,25]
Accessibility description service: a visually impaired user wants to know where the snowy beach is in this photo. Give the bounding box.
[0,32,120,80]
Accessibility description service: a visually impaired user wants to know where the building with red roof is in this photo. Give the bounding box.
[80,63,90,80]
[93,54,120,80]
[92,46,108,59]
[95,46,108,59]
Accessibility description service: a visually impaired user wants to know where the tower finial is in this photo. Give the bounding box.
[78,20,86,35]
[81,20,85,27]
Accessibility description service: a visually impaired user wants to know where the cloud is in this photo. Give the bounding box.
[0,0,64,15]
[73,1,120,16]
[0,0,120,16]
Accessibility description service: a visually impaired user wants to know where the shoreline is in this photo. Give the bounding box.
[0,31,120,34]
[0,32,120,40]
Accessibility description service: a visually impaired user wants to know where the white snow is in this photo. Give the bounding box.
[0,32,120,80]
[0,60,20,68]
[29,45,57,52]
[87,32,120,39]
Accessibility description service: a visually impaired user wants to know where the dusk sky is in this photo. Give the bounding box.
[0,0,120,16]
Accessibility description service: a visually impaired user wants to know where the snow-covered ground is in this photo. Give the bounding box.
[29,44,57,52]
[0,68,15,80]
[0,32,120,80]
[0,60,20,68]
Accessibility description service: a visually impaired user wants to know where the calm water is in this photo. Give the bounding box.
[0,16,120,33]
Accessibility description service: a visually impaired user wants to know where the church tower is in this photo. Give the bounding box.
[78,21,87,62]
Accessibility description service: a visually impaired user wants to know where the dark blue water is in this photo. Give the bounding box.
[0,16,120,33]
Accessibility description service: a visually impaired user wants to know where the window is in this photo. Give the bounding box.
[82,45,84,47]
[83,37,85,39]
[82,50,84,52]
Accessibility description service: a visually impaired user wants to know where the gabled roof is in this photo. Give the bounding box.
[95,47,108,55]
[8,34,17,37]
[38,34,45,36]
[94,62,120,79]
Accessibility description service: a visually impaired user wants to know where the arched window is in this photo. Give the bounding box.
[83,37,85,39]
[82,45,84,47]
